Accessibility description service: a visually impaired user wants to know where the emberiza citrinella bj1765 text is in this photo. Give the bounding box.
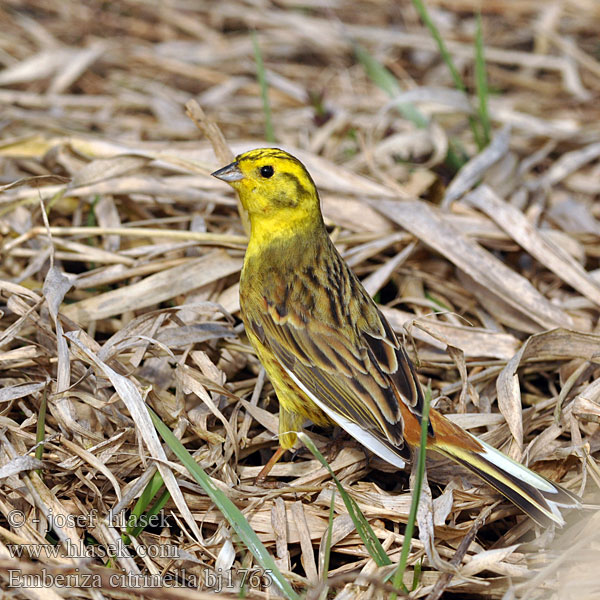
[212,148,580,526]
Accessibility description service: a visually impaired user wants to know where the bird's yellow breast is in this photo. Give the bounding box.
[243,321,332,443]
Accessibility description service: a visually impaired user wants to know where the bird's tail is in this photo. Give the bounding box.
[428,413,580,526]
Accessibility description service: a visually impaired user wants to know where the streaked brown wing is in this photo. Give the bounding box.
[244,265,427,457]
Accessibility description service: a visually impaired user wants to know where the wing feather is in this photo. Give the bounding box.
[243,240,430,457]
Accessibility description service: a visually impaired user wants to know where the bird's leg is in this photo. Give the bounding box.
[255,446,287,483]
[325,426,369,465]
[255,406,303,484]
[324,425,348,462]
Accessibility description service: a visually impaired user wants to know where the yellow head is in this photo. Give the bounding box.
[212,148,323,242]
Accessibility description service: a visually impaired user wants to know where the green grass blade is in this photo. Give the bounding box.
[475,12,491,147]
[149,407,299,600]
[354,43,428,128]
[354,42,400,97]
[445,138,470,172]
[411,0,464,93]
[120,470,166,543]
[298,432,392,567]
[252,31,276,144]
[128,487,170,539]
[411,557,423,591]
[424,291,452,313]
[132,471,165,523]
[390,387,432,597]
[411,0,485,149]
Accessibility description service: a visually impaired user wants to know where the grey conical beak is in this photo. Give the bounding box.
[211,161,244,182]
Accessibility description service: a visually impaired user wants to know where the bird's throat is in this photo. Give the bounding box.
[245,214,327,267]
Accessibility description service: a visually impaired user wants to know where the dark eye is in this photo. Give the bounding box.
[260,165,274,178]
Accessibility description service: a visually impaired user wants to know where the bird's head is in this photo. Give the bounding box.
[212,148,323,237]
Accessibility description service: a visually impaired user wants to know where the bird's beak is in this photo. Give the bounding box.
[211,161,244,183]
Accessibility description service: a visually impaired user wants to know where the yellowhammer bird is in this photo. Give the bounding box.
[212,148,580,526]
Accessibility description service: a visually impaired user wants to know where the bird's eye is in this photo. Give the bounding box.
[260,165,274,178]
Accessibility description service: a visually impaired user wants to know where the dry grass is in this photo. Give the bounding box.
[1,1,600,598]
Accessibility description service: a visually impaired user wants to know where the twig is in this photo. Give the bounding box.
[425,502,498,600]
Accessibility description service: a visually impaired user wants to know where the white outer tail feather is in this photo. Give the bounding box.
[472,434,577,526]
[283,361,579,526]
[435,432,581,526]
